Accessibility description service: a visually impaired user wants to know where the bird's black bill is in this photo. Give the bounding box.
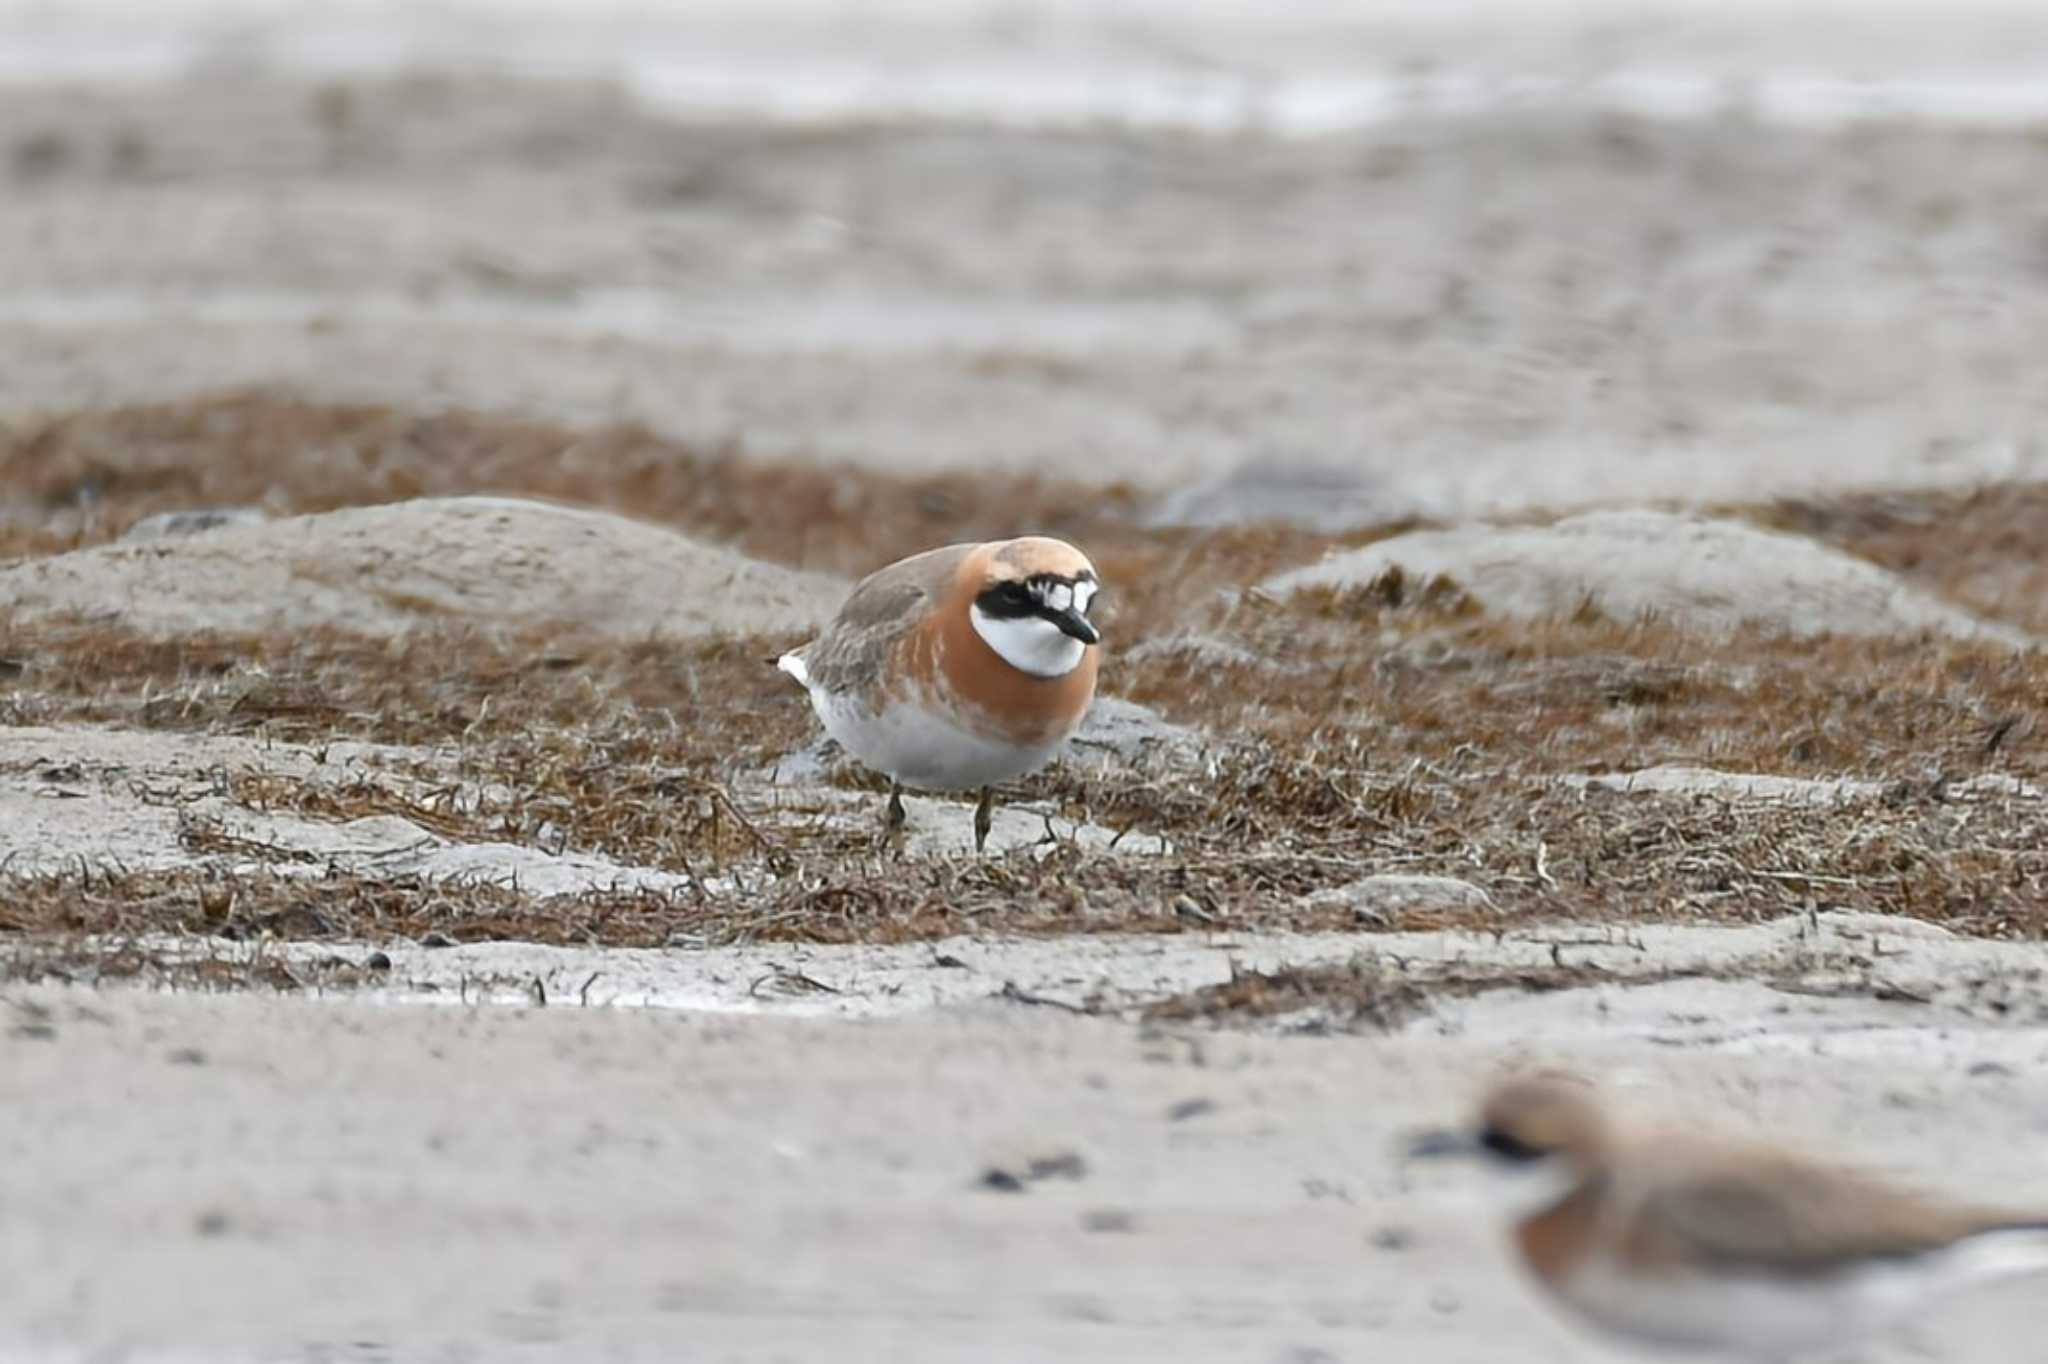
[1048,606,1100,645]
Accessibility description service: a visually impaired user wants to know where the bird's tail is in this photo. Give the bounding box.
[773,651,810,686]
[1941,1222,2048,1292]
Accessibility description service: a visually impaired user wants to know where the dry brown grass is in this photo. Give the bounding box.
[1131,948,1967,1032]
[0,390,1139,576]
[1742,485,2048,636]
[5,393,2048,980]
[1138,957,1724,1032]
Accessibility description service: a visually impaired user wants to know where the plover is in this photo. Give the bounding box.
[777,536,1101,851]
[1409,1074,2048,1361]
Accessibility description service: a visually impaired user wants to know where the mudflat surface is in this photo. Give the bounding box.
[5,975,2048,1364]
[7,66,2048,510]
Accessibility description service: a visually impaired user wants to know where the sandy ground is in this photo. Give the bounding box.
[0,497,845,640]
[1265,510,2037,644]
[7,4,2048,1362]
[6,964,2048,1364]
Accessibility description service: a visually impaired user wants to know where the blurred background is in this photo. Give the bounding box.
[5,0,2048,538]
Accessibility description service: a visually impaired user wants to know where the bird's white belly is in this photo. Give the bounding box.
[1558,1259,1925,1359]
[810,689,1068,791]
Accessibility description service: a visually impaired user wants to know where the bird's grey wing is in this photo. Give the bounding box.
[795,545,972,696]
[797,582,925,695]
[1634,1164,1969,1275]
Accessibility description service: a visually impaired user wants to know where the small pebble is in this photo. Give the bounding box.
[1027,1152,1088,1181]
[1370,1225,1415,1251]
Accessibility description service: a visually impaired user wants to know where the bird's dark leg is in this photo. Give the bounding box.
[884,780,906,834]
[973,786,994,854]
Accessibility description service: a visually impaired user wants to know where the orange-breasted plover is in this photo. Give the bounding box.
[777,536,1101,851]
[1409,1075,2048,1361]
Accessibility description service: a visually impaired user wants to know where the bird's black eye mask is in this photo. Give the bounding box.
[974,573,1101,644]
[975,573,1098,619]
[1479,1126,1549,1164]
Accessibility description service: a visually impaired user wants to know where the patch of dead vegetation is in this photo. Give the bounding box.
[0,391,1147,579]
[0,933,395,994]
[0,392,1400,645]
[1113,584,2048,788]
[1743,484,2048,636]
[4,396,2048,972]
[4,604,2048,964]
[10,604,2046,912]
[1139,956,1718,1032]
[1131,946,1967,1033]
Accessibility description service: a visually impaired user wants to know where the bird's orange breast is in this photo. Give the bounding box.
[890,598,1097,746]
[1515,1181,1610,1289]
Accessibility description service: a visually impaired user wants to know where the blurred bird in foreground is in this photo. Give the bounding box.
[1408,1074,2048,1361]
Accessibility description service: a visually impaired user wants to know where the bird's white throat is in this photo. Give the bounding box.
[1488,1155,1582,1223]
[970,603,1087,678]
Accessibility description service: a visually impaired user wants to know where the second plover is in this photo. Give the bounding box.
[1409,1075,2048,1360]
[777,536,1102,851]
